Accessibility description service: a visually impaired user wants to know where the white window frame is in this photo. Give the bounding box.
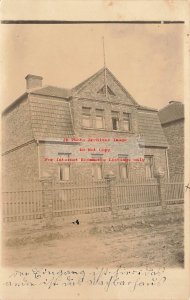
[59,164,71,181]
[123,113,131,131]
[144,155,154,178]
[82,107,92,128]
[92,164,103,180]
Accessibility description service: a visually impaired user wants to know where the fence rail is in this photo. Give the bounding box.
[2,174,184,222]
[53,180,110,216]
[2,189,43,222]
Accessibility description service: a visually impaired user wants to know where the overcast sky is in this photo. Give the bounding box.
[0,23,184,110]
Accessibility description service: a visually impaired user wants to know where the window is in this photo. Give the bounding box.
[95,109,105,129]
[112,118,119,130]
[112,111,119,130]
[92,164,103,180]
[120,164,128,179]
[119,154,129,179]
[97,85,115,96]
[82,107,92,128]
[91,154,103,180]
[123,113,131,131]
[59,164,70,181]
[144,155,154,178]
[58,153,71,181]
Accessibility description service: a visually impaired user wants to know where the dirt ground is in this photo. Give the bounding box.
[2,209,184,268]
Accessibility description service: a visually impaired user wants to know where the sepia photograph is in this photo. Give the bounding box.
[1,22,185,271]
[1,0,190,296]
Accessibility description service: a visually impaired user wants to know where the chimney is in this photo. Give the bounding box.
[25,74,43,91]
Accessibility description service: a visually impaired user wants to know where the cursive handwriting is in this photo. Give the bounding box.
[3,267,166,292]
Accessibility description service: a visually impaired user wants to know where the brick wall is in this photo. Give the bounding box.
[1,96,39,189]
[2,95,34,153]
[39,142,168,180]
[162,120,184,176]
[2,141,39,190]
[1,70,168,188]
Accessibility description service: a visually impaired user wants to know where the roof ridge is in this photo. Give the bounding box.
[158,101,184,112]
[138,105,158,112]
[72,66,139,106]
[31,85,71,92]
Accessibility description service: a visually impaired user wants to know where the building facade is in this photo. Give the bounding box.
[2,68,169,189]
[158,101,184,177]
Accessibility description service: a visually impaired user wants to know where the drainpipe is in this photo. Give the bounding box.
[165,148,170,179]
[37,139,41,179]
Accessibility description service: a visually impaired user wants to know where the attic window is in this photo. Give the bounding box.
[97,85,115,96]
[112,111,119,130]
[123,113,131,131]
[82,106,92,128]
[95,109,105,129]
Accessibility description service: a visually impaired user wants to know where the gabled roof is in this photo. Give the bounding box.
[72,67,139,106]
[31,85,71,99]
[137,110,168,148]
[158,101,184,125]
[2,67,139,116]
[72,68,104,94]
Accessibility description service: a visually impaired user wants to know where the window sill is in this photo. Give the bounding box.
[81,127,134,133]
[59,180,70,182]
[81,126,94,130]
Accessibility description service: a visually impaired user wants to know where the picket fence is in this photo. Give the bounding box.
[2,174,184,222]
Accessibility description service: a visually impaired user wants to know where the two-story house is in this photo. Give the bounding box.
[2,67,168,189]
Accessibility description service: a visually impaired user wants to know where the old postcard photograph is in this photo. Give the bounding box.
[0,1,189,300]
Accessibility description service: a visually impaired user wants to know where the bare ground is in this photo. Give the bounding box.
[2,209,184,268]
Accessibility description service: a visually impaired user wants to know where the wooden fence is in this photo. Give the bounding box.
[53,179,110,217]
[2,174,184,222]
[115,177,160,209]
[2,182,43,222]
[164,173,184,205]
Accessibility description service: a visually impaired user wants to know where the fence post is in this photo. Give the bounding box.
[155,172,167,210]
[105,172,117,216]
[40,177,55,227]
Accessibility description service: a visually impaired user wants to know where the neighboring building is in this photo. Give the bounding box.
[2,67,169,189]
[158,101,184,177]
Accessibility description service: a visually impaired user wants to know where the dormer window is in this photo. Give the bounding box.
[112,111,119,130]
[82,107,92,128]
[95,109,105,129]
[123,113,131,131]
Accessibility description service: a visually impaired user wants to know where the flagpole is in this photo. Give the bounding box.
[102,36,108,99]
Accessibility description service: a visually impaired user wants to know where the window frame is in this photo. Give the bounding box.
[112,117,119,130]
[91,154,104,180]
[144,155,154,178]
[123,112,131,132]
[59,163,71,181]
[95,109,105,129]
[111,111,119,131]
[118,154,129,179]
[82,106,92,128]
